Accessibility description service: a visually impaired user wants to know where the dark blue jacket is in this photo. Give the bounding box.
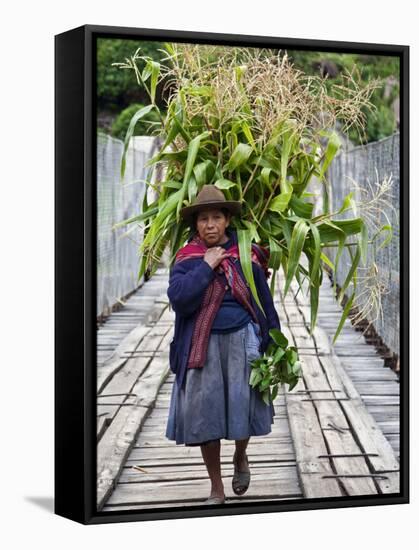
[167,228,281,390]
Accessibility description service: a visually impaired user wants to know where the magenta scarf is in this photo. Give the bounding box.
[174,232,270,369]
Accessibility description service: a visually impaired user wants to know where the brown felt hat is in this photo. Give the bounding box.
[180,184,242,222]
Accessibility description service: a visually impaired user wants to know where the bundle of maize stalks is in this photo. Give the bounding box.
[112,43,392,345]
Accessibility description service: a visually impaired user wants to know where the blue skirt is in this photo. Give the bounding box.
[165,320,275,446]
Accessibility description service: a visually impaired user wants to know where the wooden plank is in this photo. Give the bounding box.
[295,354,378,496]
[284,375,343,498]
[355,382,400,393]
[96,353,170,510]
[97,294,170,391]
[316,354,400,493]
[283,268,400,496]
[125,452,297,468]
[97,403,150,510]
[97,326,174,439]
[135,436,293,450]
[103,493,304,511]
[106,474,302,507]
[97,324,149,392]
[128,441,294,462]
[288,268,400,494]
[97,262,400,511]
[119,463,298,484]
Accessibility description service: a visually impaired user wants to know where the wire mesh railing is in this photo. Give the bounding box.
[322,133,400,355]
[96,133,160,318]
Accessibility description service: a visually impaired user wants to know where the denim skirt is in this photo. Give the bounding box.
[165,319,275,446]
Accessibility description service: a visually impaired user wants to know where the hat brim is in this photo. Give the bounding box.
[180,200,242,221]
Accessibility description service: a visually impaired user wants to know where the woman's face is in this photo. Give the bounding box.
[195,208,230,247]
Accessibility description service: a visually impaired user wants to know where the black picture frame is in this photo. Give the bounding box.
[55,23,409,525]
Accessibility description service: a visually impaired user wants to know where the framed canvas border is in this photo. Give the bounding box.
[54,24,409,525]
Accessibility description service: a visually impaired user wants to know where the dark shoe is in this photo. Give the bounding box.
[203,494,225,505]
[232,452,251,495]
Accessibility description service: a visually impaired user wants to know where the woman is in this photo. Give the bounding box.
[165,184,281,505]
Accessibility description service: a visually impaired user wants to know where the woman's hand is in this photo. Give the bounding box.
[203,246,231,269]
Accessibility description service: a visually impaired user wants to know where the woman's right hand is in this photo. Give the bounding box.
[203,246,231,269]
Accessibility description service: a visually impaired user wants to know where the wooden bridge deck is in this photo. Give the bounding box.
[96,266,400,512]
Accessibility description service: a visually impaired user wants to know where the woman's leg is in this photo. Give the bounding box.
[234,436,250,472]
[200,439,225,498]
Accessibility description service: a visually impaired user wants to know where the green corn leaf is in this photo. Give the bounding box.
[162,42,175,56]
[121,104,155,180]
[318,130,342,181]
[309,257,320,334]
[332,290,355,344]
[285,348,298,364]
[268,236,282,270]
[359,219,368,266]
[224,143,253,172]
[146,188,183,242]
[187,174,198,202]
[242,220,260,242]
[290,195,314,219]
[249,368,263,387]
[308,221,321,287]
[187,85,212,97]
[268,192,293,213]
[280,217,293,249]
[284,219,310,297]
[193,162,207,189]
[269,327,288,348]
[183,131,210,185]
[320,251,335,271]
[332,233,345,295]
[280,122,298,194]
[150,61,160,103]
[374,224,393,250]
[148,150,188,164]
[163,180,183,189]
[112,206,159,229]
[146,129,178,167]
[262,389,270,406]
[241,120,257,151]
[280,154,293,195]
[177,131,210,218]
[261,214,272,234]
[261,167,273,192]
[173,114,191,143]
[322,179,331,216]
[318,218,363,243]
[138,250,148,282]
[141,60,152,82]
[141,174,149,214]
[269,268,277,296]
[237,228,266,317]
[337,191,355,215]
[214,178,236,190]
[193,159,215,188]
[337,242,361,304]
[255,155,280,175]
[260,377,271,391]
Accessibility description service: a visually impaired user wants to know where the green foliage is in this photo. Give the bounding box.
[112,44,393,350]
[249,328,302,404]
[111,103,162,140]
[350,98,397,144]
[97,38,165,108]
[285,50,400,145]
